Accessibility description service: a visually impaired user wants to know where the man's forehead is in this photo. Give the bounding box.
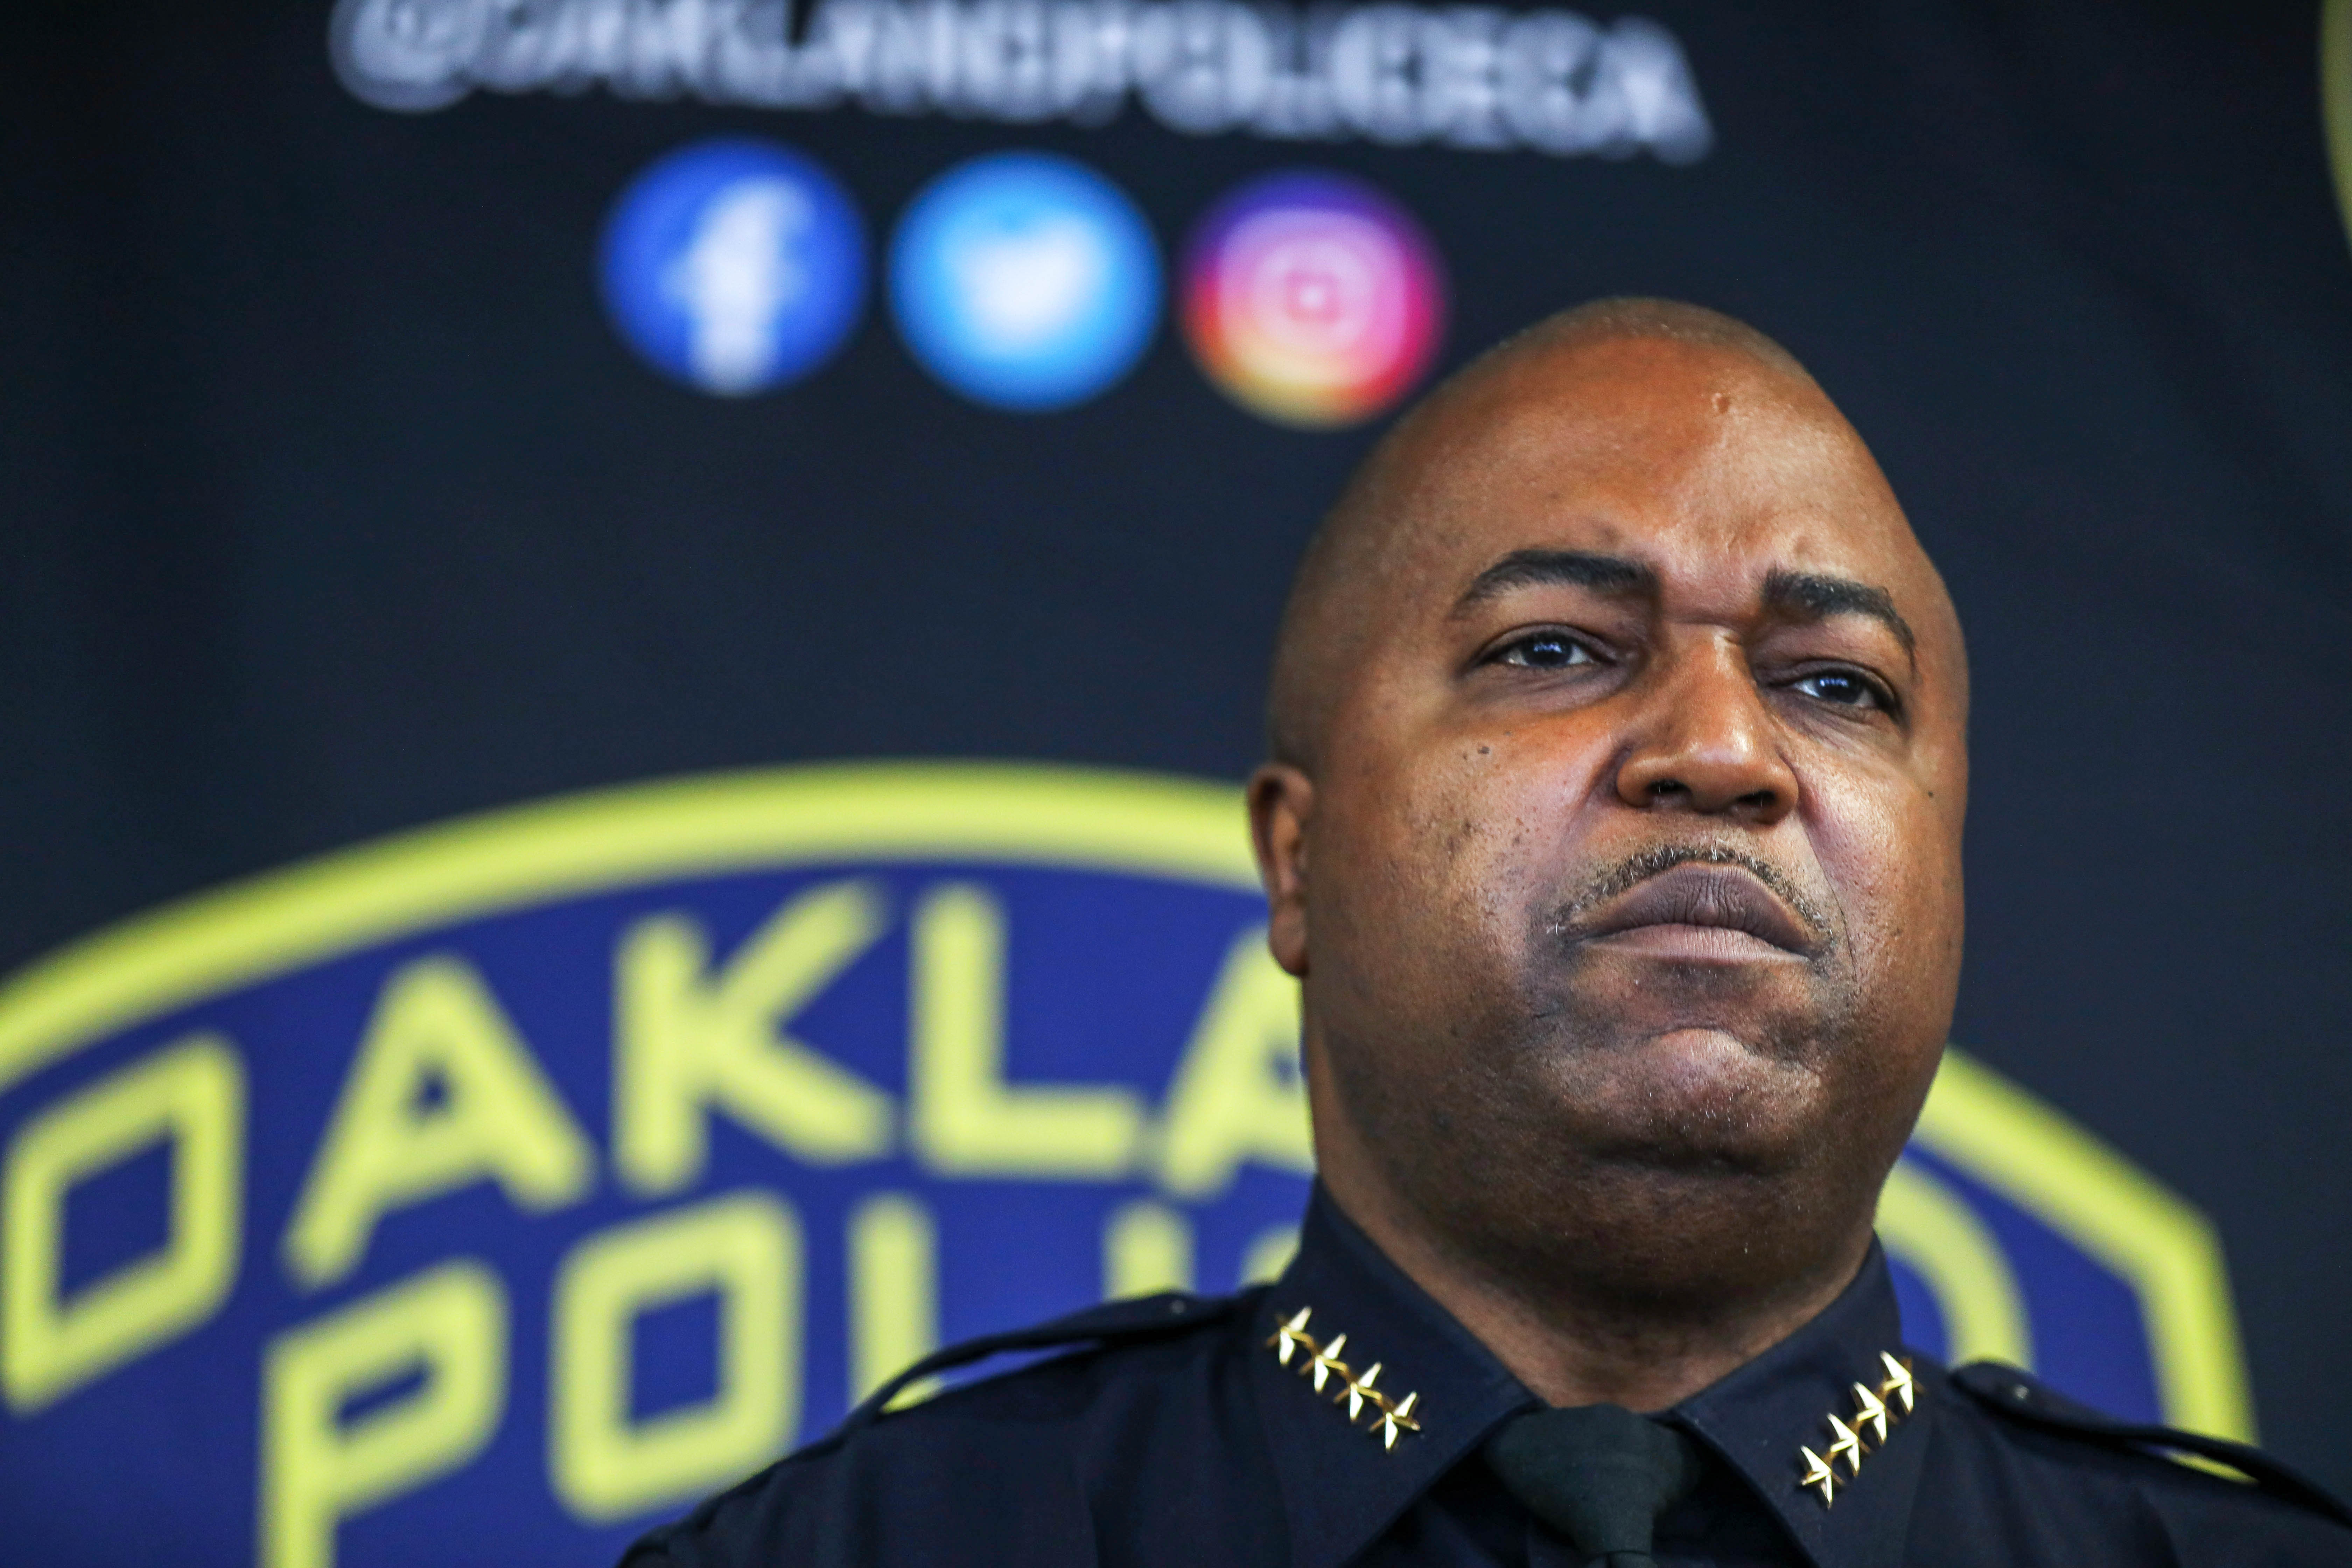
[1375,343,1914,607]
[1420,328,1819,451]
[1391,456,1916,618]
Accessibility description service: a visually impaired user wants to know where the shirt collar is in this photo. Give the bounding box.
[1254,1187,1539,1568]
[1253,1186,1929,1568]
[1669,1240,1932,1568]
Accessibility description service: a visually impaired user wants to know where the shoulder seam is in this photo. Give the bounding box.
[834,1287,1257,1442]
[1950,1362,2352,1529]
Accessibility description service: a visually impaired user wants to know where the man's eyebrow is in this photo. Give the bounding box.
[1452,550,1657,613]
[1760,569,1916,658]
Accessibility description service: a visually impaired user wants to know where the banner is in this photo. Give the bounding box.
[0,764,2250,1566]
[6,0,2351,1559]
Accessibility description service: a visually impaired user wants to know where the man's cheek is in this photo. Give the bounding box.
[1800,775,1916,923]
[1869,800,1962,986]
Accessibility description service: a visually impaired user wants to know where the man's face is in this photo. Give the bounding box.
[1256,336,1967,1305]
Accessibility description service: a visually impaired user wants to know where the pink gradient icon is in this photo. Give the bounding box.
[1182,172,1447,428]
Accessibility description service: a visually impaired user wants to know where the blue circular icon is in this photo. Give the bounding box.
[889,153,1162,412]
[599,139,866,397]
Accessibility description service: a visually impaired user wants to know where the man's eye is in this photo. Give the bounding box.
[1494,632,1596,670]
[1790,670,1885,709]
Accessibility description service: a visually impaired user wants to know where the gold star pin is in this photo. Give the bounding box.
[1306,1334,1351,1393]
[1267,1314,1425,1450]
[1267,1308,1313,1367]
[1825,1414,1864,1475]
[1878,1352,1916,1415]
[1375,1391,1421,1450]
[1850,1381,1889,1445]
[1798,1446,1838,1506]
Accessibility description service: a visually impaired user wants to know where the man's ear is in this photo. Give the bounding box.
[1247,763,1314,977]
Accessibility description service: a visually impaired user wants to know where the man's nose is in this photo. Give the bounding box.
[1612,637,1799,823]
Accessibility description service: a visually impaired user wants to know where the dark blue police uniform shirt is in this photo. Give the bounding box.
[623,1188,2351,1566]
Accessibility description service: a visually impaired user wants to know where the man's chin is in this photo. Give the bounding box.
[1547,1025,1827,1172]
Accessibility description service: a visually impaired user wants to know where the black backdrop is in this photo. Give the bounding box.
[6,0,2352,1503]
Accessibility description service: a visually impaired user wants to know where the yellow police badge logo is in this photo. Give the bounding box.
[0,763,2250,1567]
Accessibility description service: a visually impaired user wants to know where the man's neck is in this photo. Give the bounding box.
[1317,1162,1875,1413]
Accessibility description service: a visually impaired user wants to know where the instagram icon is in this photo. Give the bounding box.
[1182,172,1447,428]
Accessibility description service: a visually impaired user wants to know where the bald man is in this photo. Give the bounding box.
[620,301,2350,1567]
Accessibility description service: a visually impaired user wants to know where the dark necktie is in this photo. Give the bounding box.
[1483,1403,1706,1568]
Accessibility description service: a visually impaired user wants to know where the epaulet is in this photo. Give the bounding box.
[836,1287,1254,1440]
[1952,1362,2352,1528]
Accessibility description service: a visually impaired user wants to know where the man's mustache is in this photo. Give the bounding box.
[1549,843,1839,953]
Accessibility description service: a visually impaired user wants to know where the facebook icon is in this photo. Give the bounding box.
[600,140,867,397]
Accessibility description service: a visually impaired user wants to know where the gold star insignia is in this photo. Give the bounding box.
[1266,1314,1427,1451]
[1267,1307,1313,1367]
[1798,1446,1837,1506]
[1825,1414,1864,1475]
[1850,1381,1889,1445]
[1306,1333,1351,1393]
[1375,1391,1421,1449]
[1878,1352,1916,1415]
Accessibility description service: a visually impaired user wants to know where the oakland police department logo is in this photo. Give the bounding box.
[889,153,1162,411]
[0,763,2255,1567]
[599,139,867,397]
